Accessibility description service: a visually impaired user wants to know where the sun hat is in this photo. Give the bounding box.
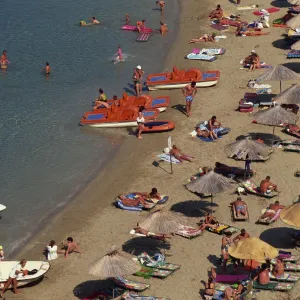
[251,50,256,53]
[137,65,142,70]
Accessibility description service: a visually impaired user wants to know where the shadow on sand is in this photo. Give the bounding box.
[282,62,300,73]
[272,37,294,50]
[270,0,292,8]
[170,200,218,217]
[122,237,171,256]
[260,227,297,249]
[236,132,281,146]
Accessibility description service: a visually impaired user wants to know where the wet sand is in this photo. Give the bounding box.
[13,0,300,299]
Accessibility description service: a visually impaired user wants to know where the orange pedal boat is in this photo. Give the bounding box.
[93,93,170,112]
[80,106,159,128]
[146,66,220,91]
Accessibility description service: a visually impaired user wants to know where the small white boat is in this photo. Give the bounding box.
[147,81,219,90]
[86,121,139,128]
[0,261,50,290]
[0,204,6,212]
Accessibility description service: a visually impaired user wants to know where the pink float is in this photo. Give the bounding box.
[121,25,152,33]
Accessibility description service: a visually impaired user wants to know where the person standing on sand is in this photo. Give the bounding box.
[0,259,27,297]
[136,106,145,139]
[132,65,144,96]
[182,81,197,117]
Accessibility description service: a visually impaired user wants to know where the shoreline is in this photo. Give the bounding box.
[10,0,300,299]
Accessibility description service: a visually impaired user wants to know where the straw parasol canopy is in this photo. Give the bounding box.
[138,209,186,234]
[291,40,300,51]
[287,14,300,30]
[280,202,300,227]
[224,137,272,161]
[228,237,278,263]
[186,170,235,213]
[255,64,300,92]
[253,105,298,126]
[88,246,140,278]
[288,0,300,5]
[272,84,300,104]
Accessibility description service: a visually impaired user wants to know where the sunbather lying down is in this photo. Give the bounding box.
[196,128,218,141]
[118,195,153,209]
[134,223,171,240]
[198,212,219,231]
[260,201,285,221]
[230,197,247,217]
[189,33,216,43]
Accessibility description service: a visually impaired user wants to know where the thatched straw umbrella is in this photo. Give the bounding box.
[287,14,300,30]
[89,246,140,298]
[253,105,299,142]
[288,0,300,5]
[228,237,278,263]
[255,64,300,92]
[224,137,272,161]
[186,170,235,213]
[291,40,300,51]
[272,84,300,105]
[280,202,300,227]
[139,209,186,234]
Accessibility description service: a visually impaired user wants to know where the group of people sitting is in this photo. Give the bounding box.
[196,116,222,141]
[242,50,260,71]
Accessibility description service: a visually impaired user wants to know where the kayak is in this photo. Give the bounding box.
[142,121,175,133]
[121,25,152,33]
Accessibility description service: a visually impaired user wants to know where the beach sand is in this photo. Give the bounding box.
[11,0,300,299]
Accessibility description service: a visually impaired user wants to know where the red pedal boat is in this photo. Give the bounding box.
[146,66,220,90]
[93,93,170,112]
[80,107,159,128]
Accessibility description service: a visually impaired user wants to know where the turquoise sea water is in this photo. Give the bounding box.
[0,0,178,255]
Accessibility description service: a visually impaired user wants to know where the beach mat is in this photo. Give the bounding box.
[197,135,222,142]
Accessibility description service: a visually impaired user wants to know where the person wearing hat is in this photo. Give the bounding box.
[132,65,144,96]
[0,245,4,260]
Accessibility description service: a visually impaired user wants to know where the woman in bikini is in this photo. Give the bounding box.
[221,232,232,271]
[136,105,145,139]
[198,213,219,231]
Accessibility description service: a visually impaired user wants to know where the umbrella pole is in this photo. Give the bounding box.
[211,194,213,215]
[272,126,275,145]
[280,81,282,92]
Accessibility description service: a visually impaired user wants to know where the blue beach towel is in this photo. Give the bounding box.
[197,135,222,142]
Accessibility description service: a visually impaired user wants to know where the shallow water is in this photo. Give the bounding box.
[0,0,178,255]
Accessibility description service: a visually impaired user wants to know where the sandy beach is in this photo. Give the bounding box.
[9,0,300,299]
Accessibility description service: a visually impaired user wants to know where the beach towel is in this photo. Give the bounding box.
[206,224,239,235]
[117,200,143,212]
[284,262,300,272]
[269,272,299,282]
[237,5,258,11]
[240,179,278,198]
[284,145,300,153]
[135,267,172,279]
[216,274,248,283]
[122,292,170,300]
[175,224,203,239]
[253,281,294,291]
[114,277,150,291]
[138,252,180,271]
[193,48,226,55]
[253,8,280,15]
[186,53,217,61]
[157,153,181,164]
[287,50,300,59]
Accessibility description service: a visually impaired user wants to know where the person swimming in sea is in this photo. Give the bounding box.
[1,50,8,69]
[79,17,100,26]
[43,62,51,75]
[116,45,123,62]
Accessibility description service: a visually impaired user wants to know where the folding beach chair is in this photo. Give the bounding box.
[239,179,278,198]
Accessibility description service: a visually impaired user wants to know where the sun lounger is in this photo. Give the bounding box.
[193,48,226,55]
[270,251,299,264]
[283,262,300,272]
[253,281,294,292]
[230,203,249,222]
[256,208,282,225]
[269,272,299,282]
[175,224,203,239]
[122,292,170,300]
[138,252,180,271]
[287,50,300,59]
[135,267,173,279]
[239,179,278,198]
[284,145,300,153]
[114,277,150,291]
[206,224,239,235]
[216,274,248,283]
[211,281,253,300]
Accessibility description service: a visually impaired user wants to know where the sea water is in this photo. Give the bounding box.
[0,0,178,256]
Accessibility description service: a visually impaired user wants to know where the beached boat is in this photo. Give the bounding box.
[121,25,152,33]
[0,261,50,290]
[146,66,220,90]
[0,204,6,212]
[143,121,175,133]
[93,93,170,112]
[80,107,159,128]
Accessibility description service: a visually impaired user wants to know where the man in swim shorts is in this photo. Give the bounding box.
[230,197,247,217]
[91,17,100,24]
[260,176,278,195]
[43,62,51,76]
[156,1,165,11]
[182,81,197,117]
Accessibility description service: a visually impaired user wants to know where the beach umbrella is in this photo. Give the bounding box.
[138,209,186,234]
[89,246,140,298]
[186,170,235,213]
[291,40,300,51]
[288,0,300,5]
[253,105,299,142]
[280,202,300,227]
[272,84,300,104]
[255,64,300,92]
[224,137,272,161]
[228,237,278,263]
[287,14,300,30]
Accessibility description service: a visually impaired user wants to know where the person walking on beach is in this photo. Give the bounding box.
[136,106,145,139]
[132,65,144,96]
[0,259,27,297]
[43,62,51,76]
[156,1,165,11]
[182,81,197,117]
